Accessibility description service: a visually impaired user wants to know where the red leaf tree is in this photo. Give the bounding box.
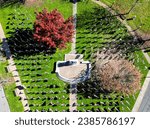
[33,9,74,48]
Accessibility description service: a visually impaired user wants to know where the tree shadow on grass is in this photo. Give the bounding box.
[62,0,89,4]
[76,7,147,56]
[75,7,143,112]
[77,77,121,112]
[77,80,107,99]
[4,12,56,59]
[0,0,23,8]
[7,28,56,59]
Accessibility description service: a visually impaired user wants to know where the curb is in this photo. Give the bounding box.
[132,71,150,111]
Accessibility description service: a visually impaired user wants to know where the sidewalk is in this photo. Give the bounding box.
[138,80,150,111]
[132,71,150,111]
[0,85,10,112]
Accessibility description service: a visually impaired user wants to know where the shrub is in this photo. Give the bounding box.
[33,9,74,49]
[95,59,141,95]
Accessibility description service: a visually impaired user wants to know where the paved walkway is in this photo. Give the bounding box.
[0,23,30,112]
[139,80,150,111]
[71,2,77,54]
[93,0,150,112]
[132,71,150,111]
[69,2,78,112]
[70,84,77,112]
[0,23,5,41]
[0,85,10,112]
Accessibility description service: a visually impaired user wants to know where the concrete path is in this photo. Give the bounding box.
[71,2,77,54]
[0,23,5,41]
[0,85,10,112]
[92,0,150,112]
[132,71,150,111]
[138,80,150,112]
[0,23,30,112]
[69,2,78,112]
[69,84,77,112]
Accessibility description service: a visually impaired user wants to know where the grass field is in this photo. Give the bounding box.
[0,60,23,112]
[14,46,71,111]
[4,83,24,112]
[1,36,23,112]
[76,1,149,112]
[0,0,149,112]
[100,0,150,33]
[0,0,72,112]
[0,0,72,35]
[0,61,7,78]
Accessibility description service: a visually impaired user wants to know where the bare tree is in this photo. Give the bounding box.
[95,58,141,95]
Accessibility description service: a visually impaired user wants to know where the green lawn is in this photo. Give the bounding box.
[0,0,149,112]
[100,0,150,33]
[0,60,23,112]
[14,45,71,111]
[0,0,72,35]
[0,0,72,112]
[0,61,7,78]
[76,1,149,112]
[1,37,24,111]
[4,83,24,112]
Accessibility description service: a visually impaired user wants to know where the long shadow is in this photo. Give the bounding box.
[76,7,143,111]
[5,13,56,58]
[7,28,56,58]
[76,7,146,57]
[77,80,107,99]
[62,0,89,3]
[77,76,121,112]
[0,0,23,8]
